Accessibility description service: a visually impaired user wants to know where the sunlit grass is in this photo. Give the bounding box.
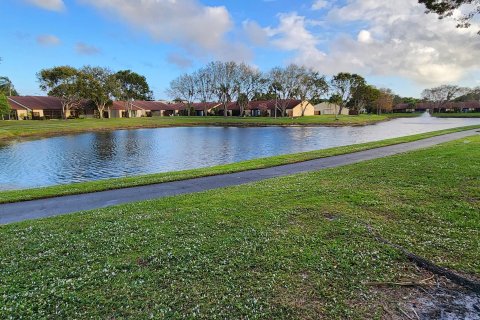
[0,135,478,318]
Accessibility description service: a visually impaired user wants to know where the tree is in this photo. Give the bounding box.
[114,70,153,118]
[375,88,395,114]
[0,77,18,96]
[37,66,81,119]
[330,72,366,115]
[268,65,302,117]
[0,94,10,120]
[419,0,480,34]
[293,67,329,116]
[193,67,216,116]
[236,63,266,116]
[209,61,240,117]
[166,73,196,116]
[421,84,467,112]
[350,84,380,113]
[78,66,118,119]
[328,94,342,120]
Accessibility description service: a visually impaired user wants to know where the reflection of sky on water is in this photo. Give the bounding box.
[0,114,478,190]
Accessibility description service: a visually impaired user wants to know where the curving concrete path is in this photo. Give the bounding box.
[0,129,478,225]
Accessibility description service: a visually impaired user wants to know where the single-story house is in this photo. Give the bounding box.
[188,102,221,116]
[7,96,76,119]
[131,101,170,117]
[107,101,146,118]
[7,96,98,119]
[223,100,315,117]
[393,103,416,113]
[313,102,348,115]
[393,101,480,113]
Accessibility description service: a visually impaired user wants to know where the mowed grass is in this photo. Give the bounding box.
[0,114,416,140]
[1,125,478,204]
[433,112,480,118]
[0,135,479,319]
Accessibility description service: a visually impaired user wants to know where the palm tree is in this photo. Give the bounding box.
[0,77,15,96]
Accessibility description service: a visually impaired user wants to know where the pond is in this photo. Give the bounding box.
[0,114,479,190]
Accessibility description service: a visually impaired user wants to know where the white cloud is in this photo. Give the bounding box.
[266,12,326,66]
[26,0,65,11]
[36,34,61,46]
[75,42,101,55]
[79,0,252,62]
[266,0,480,86]
[311,0,328,10]
[243,20,268,46]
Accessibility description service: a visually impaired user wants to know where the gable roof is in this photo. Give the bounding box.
[7,96,63,110]
[110,101,147,111]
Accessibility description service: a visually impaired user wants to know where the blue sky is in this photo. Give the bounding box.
[1,0,479,99]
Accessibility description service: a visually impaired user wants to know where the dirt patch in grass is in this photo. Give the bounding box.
[367,272,480,319]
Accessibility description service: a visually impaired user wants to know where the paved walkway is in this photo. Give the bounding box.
[0,129,478,224]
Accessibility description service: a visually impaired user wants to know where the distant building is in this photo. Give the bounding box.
[223,100,314,117]
[313,102,348,115]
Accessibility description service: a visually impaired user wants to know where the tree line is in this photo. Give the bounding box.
[167,61,397,117]
[36,66,153,119]
[394,85,480,113]
[3,61,479,120]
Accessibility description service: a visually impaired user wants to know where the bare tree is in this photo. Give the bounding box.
[293,67,329,116]
[236,63,266,116]
[421,84,468,113]
[166,73,196,116]
[209,61,240,117]
[268,65,301,117]
[193,67,216,116]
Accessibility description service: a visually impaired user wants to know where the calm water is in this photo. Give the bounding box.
[0,114,479,190]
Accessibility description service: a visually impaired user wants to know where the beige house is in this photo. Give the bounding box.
[225,100,315,117]
[7,96,73,119]
[313,102,348,115]
[286,100,315,117]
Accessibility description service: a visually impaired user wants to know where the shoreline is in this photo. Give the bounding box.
[0,114,416,142]
[0,124,478,204]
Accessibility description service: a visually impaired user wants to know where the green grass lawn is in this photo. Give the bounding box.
[0,125,478,204]
[0,114,416,141]
[433,112,480,118]
[0,134,479,319]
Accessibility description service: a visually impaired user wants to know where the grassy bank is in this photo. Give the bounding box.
[1,135,478,318]
[433,112,480,118]
[0,114,416,141]
[1,125,478,204]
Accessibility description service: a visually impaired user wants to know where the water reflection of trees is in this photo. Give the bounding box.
[92,132,117,161]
